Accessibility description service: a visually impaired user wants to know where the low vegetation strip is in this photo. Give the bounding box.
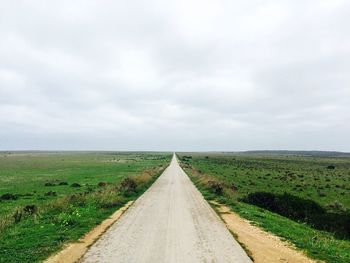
[178,153,350,263]
[45,201,133,263]
[0,152,171,263]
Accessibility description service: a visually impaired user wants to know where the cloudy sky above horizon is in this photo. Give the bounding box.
[0,0,349,151]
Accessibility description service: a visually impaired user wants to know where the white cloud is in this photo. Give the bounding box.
[0,0,349,151]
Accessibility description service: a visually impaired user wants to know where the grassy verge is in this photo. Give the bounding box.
[0,152,171,263]
[177,153,350,263]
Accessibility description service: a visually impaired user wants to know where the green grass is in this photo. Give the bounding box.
[178,153,350,263]
[0,152,171,263]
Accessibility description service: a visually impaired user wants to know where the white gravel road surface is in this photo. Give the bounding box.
[81,154,252,263]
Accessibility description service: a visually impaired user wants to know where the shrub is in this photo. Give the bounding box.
[71,183,81,188]
[44,182,56,186]
[56,210,81,227]
[242,192,350,238]
[120,178,137,194]
[98,182,107,187]
[23,205,38,215]
[45,191,57,196]
[207,180,224,195]
[231,184,238,191]
[327,201,347,212]
[1,193,18,200]
[327,165,336,169]
[318,191,327,197]
[59,182,68,186]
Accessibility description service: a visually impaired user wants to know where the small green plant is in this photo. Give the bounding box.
[56,209,81,227]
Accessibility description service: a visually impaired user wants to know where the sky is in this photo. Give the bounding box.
[0,0,349,151]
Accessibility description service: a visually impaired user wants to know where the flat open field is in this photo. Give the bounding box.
[0,152,171,263]
[178,152,350,263]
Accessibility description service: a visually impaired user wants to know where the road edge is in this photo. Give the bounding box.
[44,201,134,263]
[210,201,321,263]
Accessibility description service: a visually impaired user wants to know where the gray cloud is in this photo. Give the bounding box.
[0,0,349,151]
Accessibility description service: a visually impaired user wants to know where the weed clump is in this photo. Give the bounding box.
[120,178,137,194]
[23,205,38,215]
[13,209,22,223]
[318,191,327,197]
[45,191,57,197]
[242,191,350,238]
[44,182,56,186]
[98,182,107,187]
[207,180,224,195]
[71,183,81,188]
[59,182,68,186]
[231,184,238,191]
[327,201,347,212]
[12,205,38,224]
[1,193,18,200]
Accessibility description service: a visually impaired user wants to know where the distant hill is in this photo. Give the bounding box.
[239,150,350,157]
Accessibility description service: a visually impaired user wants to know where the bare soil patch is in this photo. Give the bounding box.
[213,202,321,263]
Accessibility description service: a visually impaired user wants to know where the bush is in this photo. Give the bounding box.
[45,191,57,196]
[23,205,38,215]
[71,183,81,188]
[56,210,81,227]
[98,182,107,187]
[1,193,18,200]
[59,182,68,186]
[120,178,137,194]
[327,201,347,212]
[242,192,350,238]
[207,180,224,195]
[231,184,238,191]
[318,191,327,197]
[327,165,336,169]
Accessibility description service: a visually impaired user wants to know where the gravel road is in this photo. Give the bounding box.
[81,154,252,263]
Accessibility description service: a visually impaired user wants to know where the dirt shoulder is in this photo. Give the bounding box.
[45,201,133,263]
[212,202,321,263]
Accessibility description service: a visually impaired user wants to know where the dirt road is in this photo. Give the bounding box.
[81,155,252,263]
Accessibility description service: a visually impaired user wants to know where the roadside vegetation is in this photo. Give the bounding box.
[0,152,171,263]
[178,153,350,263]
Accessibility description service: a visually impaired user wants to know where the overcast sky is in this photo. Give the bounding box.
[0,0,349,151]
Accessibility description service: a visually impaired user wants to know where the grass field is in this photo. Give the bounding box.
[178,152,350,263]
[0,152,171,263]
